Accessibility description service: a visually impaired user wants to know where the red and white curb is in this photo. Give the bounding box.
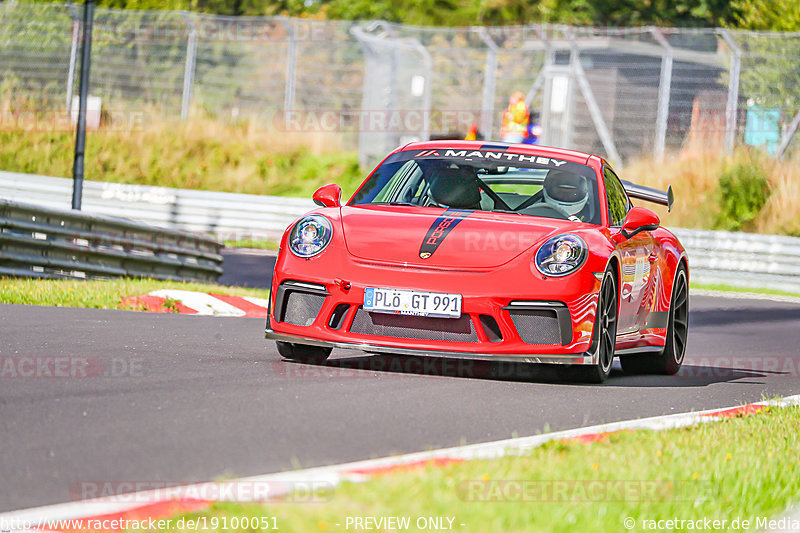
[122,290,269,318]
[3,394,799,532]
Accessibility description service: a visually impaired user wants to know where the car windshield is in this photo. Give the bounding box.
[350,149,601,225]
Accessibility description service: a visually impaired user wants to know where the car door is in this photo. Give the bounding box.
[604,167,655,335]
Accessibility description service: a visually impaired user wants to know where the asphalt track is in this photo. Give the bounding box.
[2,256,800,511]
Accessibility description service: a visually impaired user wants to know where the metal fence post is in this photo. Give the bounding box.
[566,28,622,165]
[475,27,498,140]
[539,42,555,146]
[524,25,549,108]
[776,109,800,159]
[652,27,673,162]
[72,0,95,211]
[718,29,741,155]
[279,18,298,123]
[65,8,80,114]
[409,40,434,142]
[180,13,197,121]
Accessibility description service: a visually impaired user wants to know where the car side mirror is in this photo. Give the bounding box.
[312,184,342,208]
[621,206,660,239]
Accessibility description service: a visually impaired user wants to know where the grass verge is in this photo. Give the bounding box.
[224,239,280,251]
[170,404,800,533]
[690,282,800,299]
[0,278,269,309]
[0,117,365,198]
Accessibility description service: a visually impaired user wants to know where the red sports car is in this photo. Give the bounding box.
[265,141,688,382]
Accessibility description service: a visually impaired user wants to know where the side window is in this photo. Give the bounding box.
[604,167,630,226]
[372,160,420,203]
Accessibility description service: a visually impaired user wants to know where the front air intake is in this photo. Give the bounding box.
[283,292,326,326]
[508,310,562,345]
[350,308,479,343]
[274,280,329,327]
[503,301,572,345]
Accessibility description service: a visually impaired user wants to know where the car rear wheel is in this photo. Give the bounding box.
[619,265,688,375]
[577,266,618,383]
[277,341,332,365]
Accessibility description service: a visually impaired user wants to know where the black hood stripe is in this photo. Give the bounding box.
[419,209,472,258]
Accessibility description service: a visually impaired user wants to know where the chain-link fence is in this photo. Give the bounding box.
[1,2,799,168]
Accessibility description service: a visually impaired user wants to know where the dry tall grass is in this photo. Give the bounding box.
[0,113,364,197]
[625,148,800,236]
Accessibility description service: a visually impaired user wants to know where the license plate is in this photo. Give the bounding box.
[364,288,462,319]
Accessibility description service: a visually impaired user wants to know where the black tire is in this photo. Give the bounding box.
[577,266,618,383]
[619,265,689,375]
[276,341,332,365]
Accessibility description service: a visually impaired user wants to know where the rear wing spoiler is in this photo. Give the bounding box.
[622,181,674,212]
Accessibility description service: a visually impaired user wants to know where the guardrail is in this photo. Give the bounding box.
[0,171,314,242]
[3,171,800,292]
[0,199,223,282]
[672,229,800,293]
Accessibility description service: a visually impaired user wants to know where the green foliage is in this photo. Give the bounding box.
[23,0,800,29]
[730,0,800,31]
[317,0,734,26]
[715,160,771,231]
[724,2,800,111]
[22,0,742,27]
[570,0,732,27]
[322,0,475,26]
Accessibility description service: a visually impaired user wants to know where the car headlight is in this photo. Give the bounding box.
[535,234,587,277]
[289,215,333,258]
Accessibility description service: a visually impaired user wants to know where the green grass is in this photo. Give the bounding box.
[168,404,800,533]
[0,278,269,309]
[225,239,280,250]
[691,282,800,299]
[0,118,365,198]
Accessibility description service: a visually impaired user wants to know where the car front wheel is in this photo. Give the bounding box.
[277,341,332,365]
[577,266,618,383]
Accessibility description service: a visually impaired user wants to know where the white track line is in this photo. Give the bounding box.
[3,395,800,529]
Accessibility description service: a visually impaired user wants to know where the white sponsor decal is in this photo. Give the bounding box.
[440,150,567,167]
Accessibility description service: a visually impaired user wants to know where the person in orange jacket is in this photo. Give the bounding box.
[500,91,529,143]
[464,123,479,141]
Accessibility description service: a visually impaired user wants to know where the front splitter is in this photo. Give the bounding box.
[265,329,596,365]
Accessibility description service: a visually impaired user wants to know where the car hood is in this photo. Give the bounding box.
[340,205,585,269]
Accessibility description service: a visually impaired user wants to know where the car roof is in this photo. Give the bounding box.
[397,140,597,166]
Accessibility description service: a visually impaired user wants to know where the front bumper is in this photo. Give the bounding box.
[266,329,597,365]
[268,242,605,366]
